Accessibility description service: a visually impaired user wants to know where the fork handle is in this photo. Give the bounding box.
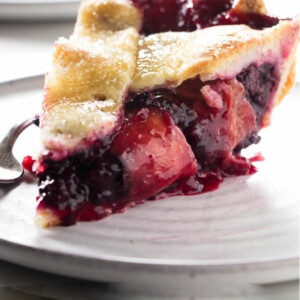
[1,118,36,151]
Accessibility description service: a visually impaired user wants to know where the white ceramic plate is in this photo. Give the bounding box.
[0,0,80,21]
[0,76,299,293]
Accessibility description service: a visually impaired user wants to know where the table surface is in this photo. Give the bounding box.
[0,0,299,299]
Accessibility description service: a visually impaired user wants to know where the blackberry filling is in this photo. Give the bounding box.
[237,63,280,129]
[31,106,197,226]
[24,63,280,225]
[128,63,279,159]
[36,143,127,226]
[132,0,280,34]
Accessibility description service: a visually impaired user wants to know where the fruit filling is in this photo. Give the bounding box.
[237,63,280,129]
[132,0,280,34]
[23,62,280,225]
[34,107,197,225]
[127,77,257,166]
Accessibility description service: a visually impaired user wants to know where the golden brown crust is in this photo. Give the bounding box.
[35,209,61,227]
[75,0,141,33]
[41,0,141,152]
[131,20,299,92]
[277,60,296,105]
[263,17,300,125]
[233,0,267,14]
[274,18,300,105]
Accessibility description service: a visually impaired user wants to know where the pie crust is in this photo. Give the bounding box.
[41,0,141,152]
[24,0,299,226]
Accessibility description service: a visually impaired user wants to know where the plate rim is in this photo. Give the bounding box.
[0,235,298,268]
[0,236,298,285]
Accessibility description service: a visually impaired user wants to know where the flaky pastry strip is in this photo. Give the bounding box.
[41,0,141,152]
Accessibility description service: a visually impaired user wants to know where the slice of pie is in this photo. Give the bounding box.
[23,0,299,226]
